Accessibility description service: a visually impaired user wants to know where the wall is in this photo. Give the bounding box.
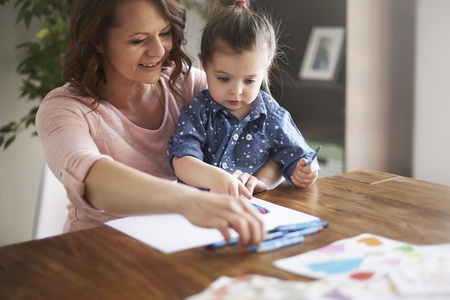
[413,0,450,185]
[0,3,44,246]
[1,1,449,247]
[253,0,347,178]
[346,0,450,185]
[184,7,206,68]
[346,0,415,176]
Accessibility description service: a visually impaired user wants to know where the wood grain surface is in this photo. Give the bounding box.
[1,170,449,299]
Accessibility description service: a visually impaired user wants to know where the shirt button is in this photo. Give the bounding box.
[246,134,252,141]
[222,162,228,169]
[233,134,239,141]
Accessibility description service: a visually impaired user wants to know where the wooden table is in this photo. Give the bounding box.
[1,170,449,299]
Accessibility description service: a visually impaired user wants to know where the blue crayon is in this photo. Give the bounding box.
[206,231,285,249]
[270,220,328,232]
[264,231,285,240]
[206,238,238,249]
[241,235,305,253]
[252,203,270,214]
[241,226,324,253]
[306,145,322,166]
[283,226,324,238]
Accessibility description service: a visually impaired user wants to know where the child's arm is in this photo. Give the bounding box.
[230,157,285,195]
[172,156,253,199]
[253,157,285,191]
[290,158,319,188]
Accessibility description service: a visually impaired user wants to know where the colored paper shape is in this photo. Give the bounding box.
[317,243,345,255]
[308,258,364,274]
[350,271,375,281]
[323,288,352,300]
[357,236,383,246]
[394,245,414,253]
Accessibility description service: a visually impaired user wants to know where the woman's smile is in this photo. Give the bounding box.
[139,61,160,71]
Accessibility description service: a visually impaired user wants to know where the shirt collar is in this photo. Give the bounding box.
[206,90,268,122]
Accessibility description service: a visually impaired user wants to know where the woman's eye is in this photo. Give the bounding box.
[161,30,172,36]
[218,77,229,82]
[131,39,146,45]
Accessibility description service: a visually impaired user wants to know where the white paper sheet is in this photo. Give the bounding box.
[273,233,450,299]
[105,198,319,253]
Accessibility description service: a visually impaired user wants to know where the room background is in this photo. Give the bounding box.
[1,0,449,247]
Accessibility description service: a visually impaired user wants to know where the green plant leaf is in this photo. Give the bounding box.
[36,27,49,39]
[4,136,16,149]
[0,121,17,133]
[32,2,42,18]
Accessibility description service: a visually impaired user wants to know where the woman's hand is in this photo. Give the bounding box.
[178,190,265,245]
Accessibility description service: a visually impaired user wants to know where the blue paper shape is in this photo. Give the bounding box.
[308,257,364,274]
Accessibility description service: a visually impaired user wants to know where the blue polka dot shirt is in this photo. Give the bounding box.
[167,89,318,184]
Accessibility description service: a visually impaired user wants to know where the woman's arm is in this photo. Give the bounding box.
[85,158,264,244]
[85,159,185,215]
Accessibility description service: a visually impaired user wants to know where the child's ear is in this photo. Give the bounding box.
[91,35,104,53]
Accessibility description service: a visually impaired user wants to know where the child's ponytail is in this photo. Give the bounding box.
[201,0,281,94]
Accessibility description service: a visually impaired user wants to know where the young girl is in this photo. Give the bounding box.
[167,0,319,197]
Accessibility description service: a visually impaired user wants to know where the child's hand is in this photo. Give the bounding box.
[210,171,253,199]
[290,158,319,188]
[230,170,268,195]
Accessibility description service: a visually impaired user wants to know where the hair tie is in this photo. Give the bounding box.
[234,0,247,9]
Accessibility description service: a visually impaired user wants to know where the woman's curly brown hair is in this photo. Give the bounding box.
[63,0,192,106]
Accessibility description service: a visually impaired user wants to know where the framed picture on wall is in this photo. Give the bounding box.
[299,26,345,81]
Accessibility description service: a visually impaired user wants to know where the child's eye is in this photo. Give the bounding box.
[245,79,256,84]
[218,77,229,82]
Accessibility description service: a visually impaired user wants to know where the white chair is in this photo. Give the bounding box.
[32,162,70,239]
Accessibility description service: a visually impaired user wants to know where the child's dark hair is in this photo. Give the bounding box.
[201,0,281,93]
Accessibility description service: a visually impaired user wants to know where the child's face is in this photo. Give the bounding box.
[201,48,268,120]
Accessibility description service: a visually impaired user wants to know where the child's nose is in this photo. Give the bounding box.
[229,83,243,96]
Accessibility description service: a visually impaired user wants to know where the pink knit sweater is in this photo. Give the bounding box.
[36,67,206,232]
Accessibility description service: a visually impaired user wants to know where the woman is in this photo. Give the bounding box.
[36,0,282,244]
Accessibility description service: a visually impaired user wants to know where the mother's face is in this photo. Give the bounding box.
[94,0,174,86]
